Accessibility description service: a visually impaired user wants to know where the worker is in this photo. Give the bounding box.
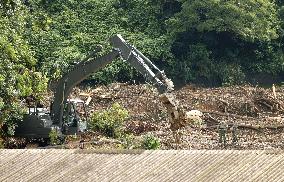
[218,121,227,145]
[231,124,238,144]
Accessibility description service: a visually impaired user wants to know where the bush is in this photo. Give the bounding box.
[119,133,138,149]
[49,128,59,145]
[1,103,26,138]
[218,63,246,86]
[142,134,160,150]
[0,138,4,149]
[89,103,129,138]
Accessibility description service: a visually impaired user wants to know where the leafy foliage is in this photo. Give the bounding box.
[89,103,128,138]
[24,0,284,86]
[142,134,160,150]
[0,1,47,138]
[26,0,172,83]
[168,0,279,41]
[167,0,284,85]
[218,63,246,86]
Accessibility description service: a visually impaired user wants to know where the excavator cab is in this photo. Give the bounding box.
[62,99,88,135]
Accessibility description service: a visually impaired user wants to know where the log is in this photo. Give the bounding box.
[203,113,284,132]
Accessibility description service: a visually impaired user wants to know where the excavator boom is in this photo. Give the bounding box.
[51,34,174,128]
[110,35,174,93]
[51,50,120,125]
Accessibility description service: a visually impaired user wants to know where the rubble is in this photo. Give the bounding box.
[65,83,284,149]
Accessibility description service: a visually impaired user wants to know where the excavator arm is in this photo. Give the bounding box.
[51,49,120,125]
[110,35,174,94]
[51,34,175,127]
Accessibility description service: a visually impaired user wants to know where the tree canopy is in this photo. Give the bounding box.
[0,1,47,137]
[169,0,279,41]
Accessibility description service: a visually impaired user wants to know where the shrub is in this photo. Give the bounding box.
[119,133,138,149]
[142,134,160,150]
[217,63,246,86]
[89,103,129,138]
[0,138,4,149]
[49,128,59,145]
[1,103,26,138]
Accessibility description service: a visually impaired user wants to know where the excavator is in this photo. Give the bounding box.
[14,34,186,139]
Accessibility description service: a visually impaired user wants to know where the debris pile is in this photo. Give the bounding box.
[68,83,284,149]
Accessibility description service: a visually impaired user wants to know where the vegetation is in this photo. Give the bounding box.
[49,128,59,145]
[167,0,283,85]
[119,133,138,149]
[89,103,128,138]
[89,104,161,150]
[142,134,161,150]
[1,0,284,140]
[0,1,47,139]
[119,133,161,150]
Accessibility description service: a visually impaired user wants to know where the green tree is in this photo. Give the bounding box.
[168,0,279,41]
[26,0,173,84]
[167,0,283,85]
[89,103,129,138]
[0,1,47,138]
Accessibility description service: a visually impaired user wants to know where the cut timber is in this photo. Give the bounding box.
[79,92,91,97]
[204,113,284,132]
[85,96,92,106]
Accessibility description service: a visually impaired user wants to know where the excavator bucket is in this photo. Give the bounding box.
[159,93,187,132]
[159,93,176,106]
